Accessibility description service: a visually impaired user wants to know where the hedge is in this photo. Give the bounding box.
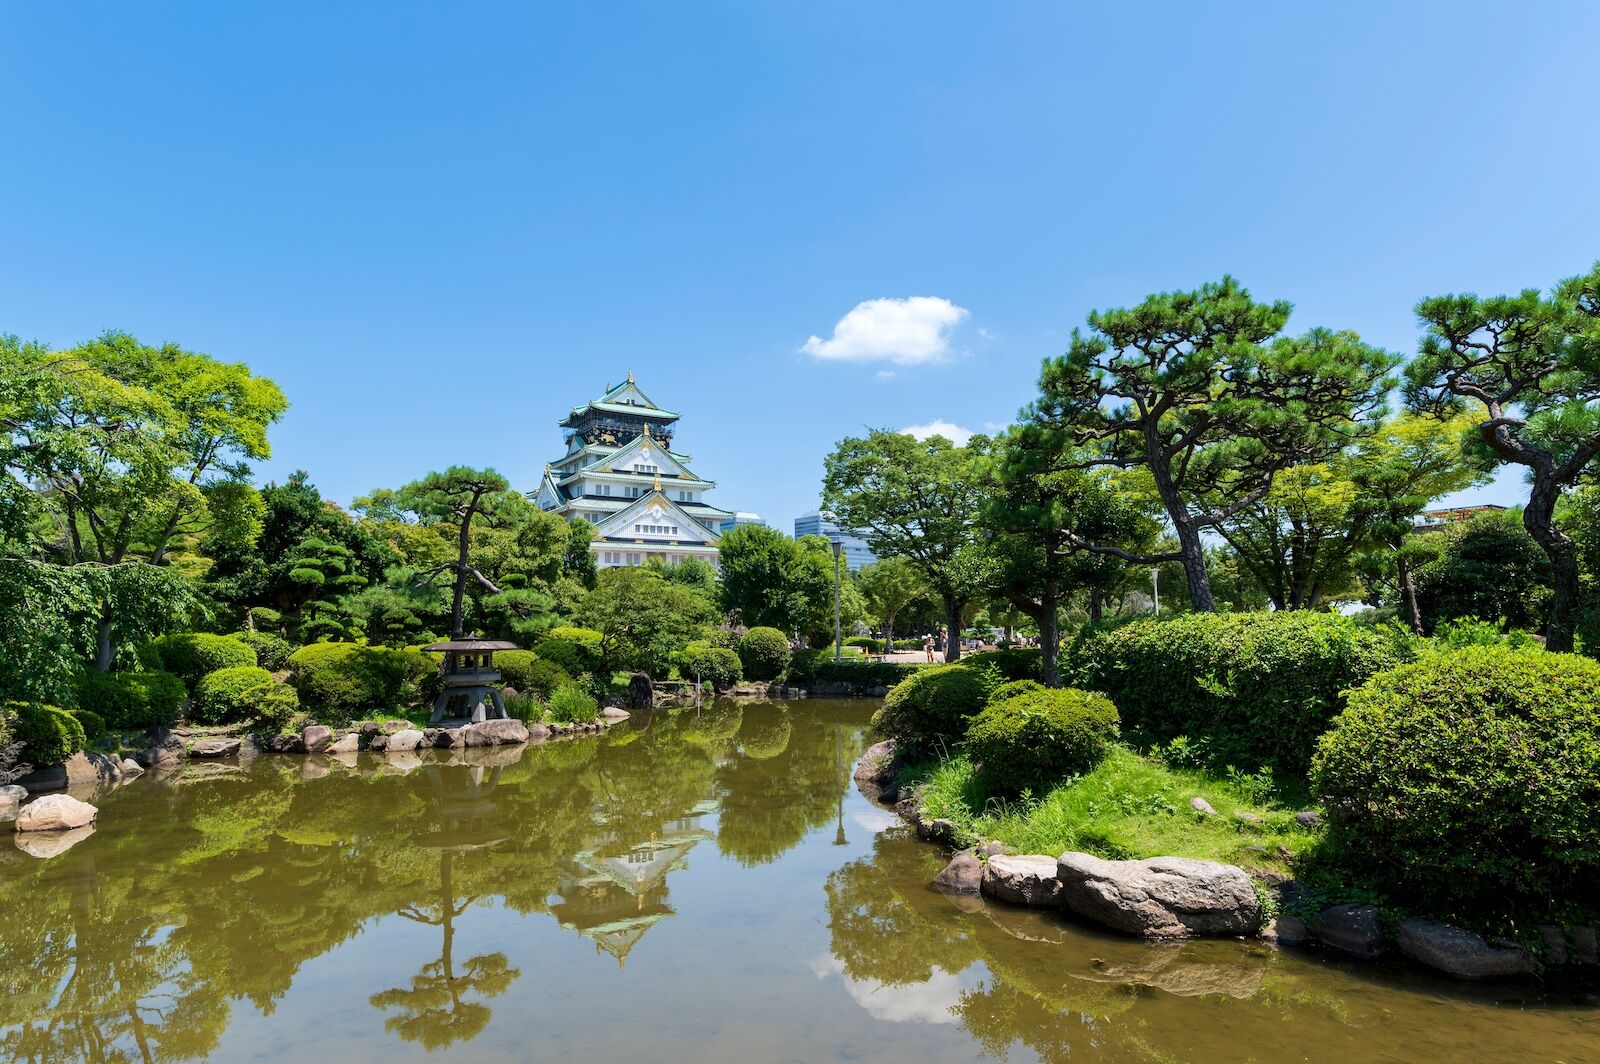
[987,679,1045,705]
[1067,611,1410,775]
[71,708,108,742]
[287,642,433,721]
[7,702,86,766]
[146,633,257,689]
[238,630,296,671]
[677,641,743,691]
[871,664,989,756]
[75,670,186,731]
[739,627,791,681]
[533,627,604,675]
[960,648,1043,683]
[965,687,1119,797]
[193,666,276,725]
[1312,646,1600,916]
[494,650,573,700]
[810,660,925,688]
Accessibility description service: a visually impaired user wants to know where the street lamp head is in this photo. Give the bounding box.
[831,540,843,559]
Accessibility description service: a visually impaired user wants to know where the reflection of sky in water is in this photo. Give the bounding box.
[809,953,983,1025]
[851,809,899,833]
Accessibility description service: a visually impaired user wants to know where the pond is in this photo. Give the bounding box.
[2,698,1597,1062]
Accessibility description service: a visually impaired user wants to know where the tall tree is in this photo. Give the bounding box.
[716,523,805,631]
[822,430,991,661]
[396,468,513,639]
[1405,263,1600,651]
[856,558,924,652]
[1029,278,1396,611]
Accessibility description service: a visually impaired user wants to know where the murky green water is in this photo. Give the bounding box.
[2,699,1597,1062]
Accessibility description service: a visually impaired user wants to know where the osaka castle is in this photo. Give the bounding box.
[533,374,734,569]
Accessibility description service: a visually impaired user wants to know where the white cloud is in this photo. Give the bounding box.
[802,296,969,365]
[809,954,967,1025]
[901,420,975,446]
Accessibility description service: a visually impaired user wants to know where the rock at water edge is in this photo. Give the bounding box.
[387,729,426,753]
[1309,904,1386,960]
[190,737,242,758]
[15,793,98,833]
[932,850,983,895]
[119,759,144,778]
[0,785,26,809]
[982,855,1062,907]
[328,733,360,755]
[1056,852,1262,938]
[1396,920,1531,979]
[854,740,899,788]
[302,725,333,754]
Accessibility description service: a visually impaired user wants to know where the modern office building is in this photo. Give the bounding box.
[534,374,735,569]
[717,512,765,534]
[794,511,877,571]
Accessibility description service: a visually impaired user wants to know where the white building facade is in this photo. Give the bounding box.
[533,374,734,569]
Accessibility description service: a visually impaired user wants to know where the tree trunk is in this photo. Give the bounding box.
[1173,518,1215,612]
[884,613,895,659]
[94,606,114,673]
[1088,588,1104,623]
[1395,551,1424,635]
[1525,474,1579,652]
[944,596,964,663]
[1039,604,1060,688]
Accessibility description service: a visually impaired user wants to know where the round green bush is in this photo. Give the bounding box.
[870,663,989,756]
[738,627,791,682]
[238,629,295,671]
[71,708,107,742]
[146,633,258,689]
[76,670,186,730]
[987,679,1045,705]
[287,642,433,721]
[961,648,1043,683]
[677,641,743,691]
[533,627,604,675]
[1068,611,1411,775]
[965,688,1119,797]
[7,702,86,766]
[251,683,303,733]
[494,650,573,700]
[1312,646,1600,915]
[194,666,275,724]
[706,628,741,651]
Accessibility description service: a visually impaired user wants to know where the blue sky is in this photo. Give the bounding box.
[4,2,1598,533]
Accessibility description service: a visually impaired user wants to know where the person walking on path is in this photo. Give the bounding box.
[923,633,934,663]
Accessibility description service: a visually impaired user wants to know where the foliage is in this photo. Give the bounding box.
[987,679,1045,704]
[737,626,791,681]
[251,683,303,733]
[147,632,258,689]
[71,707,108,741]
[536,625,604,671]
[1311,646,1600,919]
[959,647,1042,683]
[964,687,1120,797]
[855,557,925,646]
[1431,616,1535,650]
[7,702,86,766]
[287,642,431,721]
[1413,509,1552,634]
[808,660,925,688]
[492,650,572,700]
[1069,611,1411,775]
[75,670,186,730]
[546,684,600,724]
[576,566,715,675]
[237,629,295,671]
[871,663,989,756]
[675,642,743,691]
[193,666,276,725]
[910,746,1310,873]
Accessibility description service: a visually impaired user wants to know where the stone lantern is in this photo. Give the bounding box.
[422,636,520,724]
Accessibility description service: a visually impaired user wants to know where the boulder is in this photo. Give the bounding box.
[1574,926,1599,966]
[0,785,27,809]
[461,719,530,747]
[1055,852,1263,938]
[119,759,144,778]
[1189,797,1216,816]
[599,706,630,722]
[328,733,360,755]
[1396,920,1531,980]
[1234,812,1264,829]
[15,793,98,832]
[1272,913,1312,946]
[17,751,123,793]
[1310,904,1386,960]
[1294,811,1322,829]
[382,720,410,735]
[386,729,426,753]
[982,855,1061,907]
[301,725,333,754]
[368,734,389,752]
[190,737,241,758]
[1536,925,1569,967]
[136,734,186,767]
[15,824,95,858]
[265,733,305,754]
[978,840,1008,858]
[931,850,983,894]
[853,740,900,789]
[917,817,959,846]
[359,721,382,740]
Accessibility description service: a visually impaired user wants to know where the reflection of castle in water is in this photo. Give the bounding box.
[553,799,718,966]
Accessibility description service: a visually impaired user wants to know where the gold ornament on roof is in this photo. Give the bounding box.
[642,423,651,438]
[627,369,634,383]
[653,472,662,492]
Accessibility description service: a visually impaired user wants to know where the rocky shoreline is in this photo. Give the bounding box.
[855,739,1597,983]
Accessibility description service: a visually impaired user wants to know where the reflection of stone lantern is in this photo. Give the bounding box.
[422,637,520,724]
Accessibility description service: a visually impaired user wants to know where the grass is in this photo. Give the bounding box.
[904,745,1319,876]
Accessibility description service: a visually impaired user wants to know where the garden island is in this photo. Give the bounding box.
[3,264,1600,1060]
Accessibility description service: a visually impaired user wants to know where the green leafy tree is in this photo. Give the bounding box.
[823,430,992,661]
[283,535,366,640]
[577,566,716,675]
[1413,509,1552,634]
[716,523,805,631]
[395,468,515,639]
[855,558,924,651]
[1028,278,1396,611]
[1404,263,1600,651]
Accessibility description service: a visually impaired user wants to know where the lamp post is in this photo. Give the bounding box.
[832,539,843,663]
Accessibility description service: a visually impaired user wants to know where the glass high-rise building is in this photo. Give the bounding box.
[794,511,876,571]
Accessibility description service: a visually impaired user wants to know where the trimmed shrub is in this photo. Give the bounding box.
[965,687,1120,796]
[146,633,257,689]
[8,702,86,766]
[846,636,885,652]
[739,627,791,682]
[547,684,600,724]
[987,679,1045,705]
[811,660,925,688]
[871,664,989,756]
[677,642,743,691]
[287,642,433,721]
[238,630,295,671]
[892,638,922,651]
[706,629,741,651]
[960,648,1043,683]
[251,683,303,733]
[533,627,604,675]
[71,708,107,741]
[75,670,186,730]
[193,666,275,724]
[1068,611,1410,775]
[494,650,573,700]
[1312,646,1600,916]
